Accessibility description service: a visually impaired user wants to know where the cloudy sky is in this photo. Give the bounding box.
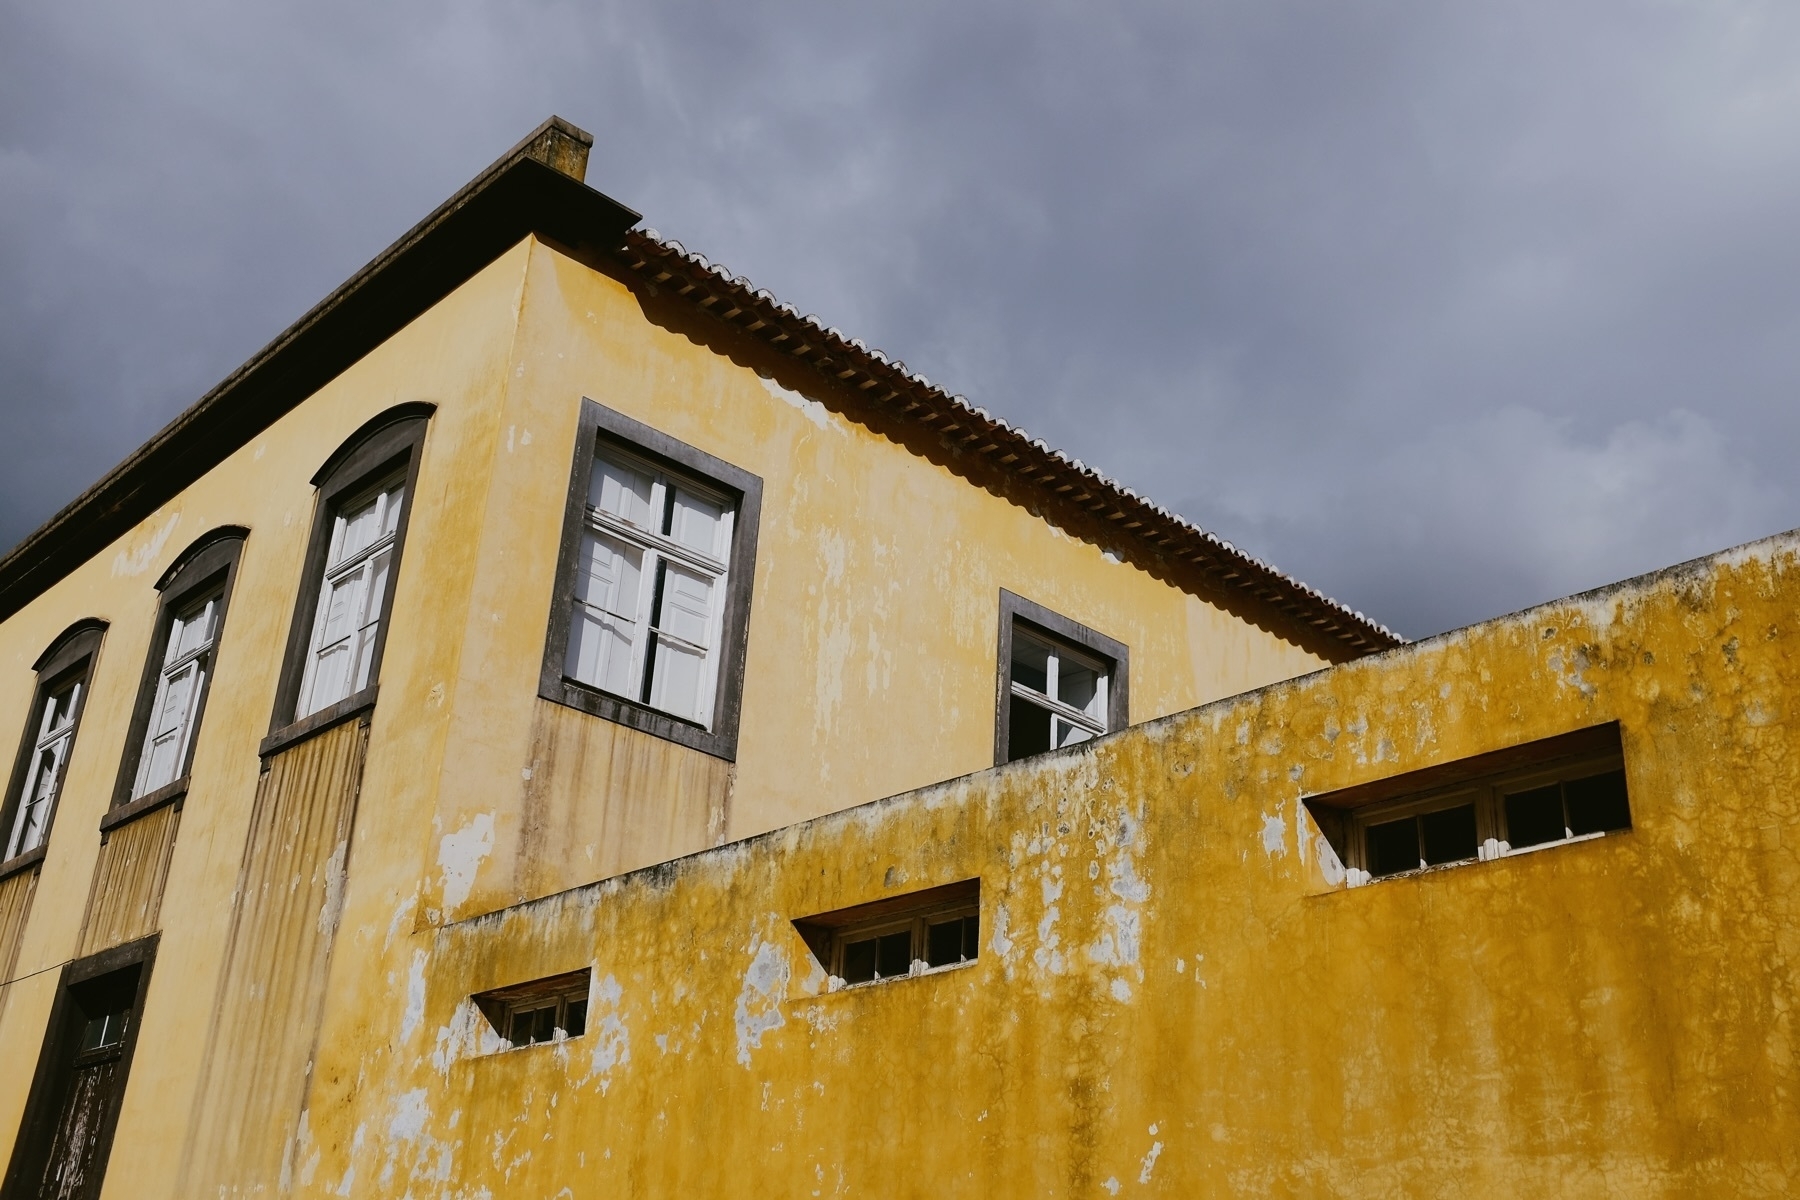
[3,2,1798,638]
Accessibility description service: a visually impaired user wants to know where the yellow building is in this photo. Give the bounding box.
[0,117,1788,1199]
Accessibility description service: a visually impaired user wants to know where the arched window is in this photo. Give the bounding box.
[109,528,248,822]
[267,404,433,751]
[1,619,107,866]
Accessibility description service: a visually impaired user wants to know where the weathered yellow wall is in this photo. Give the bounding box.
[0,231,1326,1198]
[426,239,1327,923]
[0,241,536,1198]
[291,532,1800,1198]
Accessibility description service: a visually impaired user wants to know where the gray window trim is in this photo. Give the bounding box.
[539,399,763,761]
[266,404,434,752]
[108,528,248,822]
[994,589,1129,767]
[0,619,107,875]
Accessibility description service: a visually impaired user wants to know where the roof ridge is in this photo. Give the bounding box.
[621,227,1401,655]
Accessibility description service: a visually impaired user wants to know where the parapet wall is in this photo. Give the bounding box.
[293,529,1800,1198]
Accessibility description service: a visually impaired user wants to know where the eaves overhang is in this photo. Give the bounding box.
[0,117,638,621]
[615,230,1401,657]
[0,116,1399,657]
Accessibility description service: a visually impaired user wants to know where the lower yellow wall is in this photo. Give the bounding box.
[285,533,1800,1195]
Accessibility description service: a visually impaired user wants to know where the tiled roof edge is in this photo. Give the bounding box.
[621,227,1401,656]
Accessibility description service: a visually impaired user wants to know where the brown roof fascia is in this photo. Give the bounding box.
[0,116,639,621]
[615,230,1402,657]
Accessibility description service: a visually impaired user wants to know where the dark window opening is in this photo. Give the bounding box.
[793,879,981,990]
[1303,724,1634,887]
[473,969,591,1050]
[2,937,155,1200]
[995,591,1128,767]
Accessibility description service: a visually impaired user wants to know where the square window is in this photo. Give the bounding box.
[997,592,1128,766]
[542,402,763,761]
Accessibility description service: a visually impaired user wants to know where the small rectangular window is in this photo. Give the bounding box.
[1306,724,1634,886]
[473,969,591,1049]
[794,879,981,990]
[996,591,1128,766]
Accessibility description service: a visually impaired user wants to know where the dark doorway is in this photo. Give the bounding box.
[2,936,156,1200]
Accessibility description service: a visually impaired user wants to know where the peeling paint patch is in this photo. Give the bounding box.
[587,974,631,1092]
[438,813,495,912]
[760,374,834,430]
[111,510,180,577]
[734,938,790,1066]
[399,949,428,1043]
[1139,1134,1163,1183]
[1260,812,1287,858]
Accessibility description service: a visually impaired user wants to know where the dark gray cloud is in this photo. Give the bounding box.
[3,1,1798,637]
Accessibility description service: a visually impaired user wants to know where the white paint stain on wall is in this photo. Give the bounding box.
[760,375,835,431]
[111,510,180,577]
[437,813,495,912]
[1260,811,1287,858]
[399,949,429,1044]
[734,937,790,1066]
[587,974,631,1092]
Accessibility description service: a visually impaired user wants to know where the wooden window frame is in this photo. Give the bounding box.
[1305,723,1633,887]
[793,878,981,990]
[263,405,433,757]
[0,620,107,877]
[0,933,157,1200]
[472,969,592,1051]
[994,590,1128,767]
[539,400,762,761]
[106,529,247,832]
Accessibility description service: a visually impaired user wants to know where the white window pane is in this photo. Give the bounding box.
[669,489,725,557]
[572,533,642,620]
[656,566,714,648]
[589,456,656,529]
[317,569,367,649]
[648,640,708,723]
[1059,661,1102,722]
[151,663,198,740]
[351,550,391,693]
[10,739,66,856]
[138,729,182,795]
[566,607,639,696]
[381,484,406,537]
[40,683,78,738]
[1054,719,1095,749]
[334,494,384,567]
[305,643,352,714]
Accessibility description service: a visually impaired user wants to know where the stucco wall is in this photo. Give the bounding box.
[0,241,535,1199]
[426,239,1328,923]
[0,232,1328,1197]
[293,531,1799,1197]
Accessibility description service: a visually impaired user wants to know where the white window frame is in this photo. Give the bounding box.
[294,474,405,720]
[1009,629,1110,750]
[828,898,982,989]
[128,591,220,800]
[1343,752,1630,887]
[6,679,82,860]
[565,446,735,730]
